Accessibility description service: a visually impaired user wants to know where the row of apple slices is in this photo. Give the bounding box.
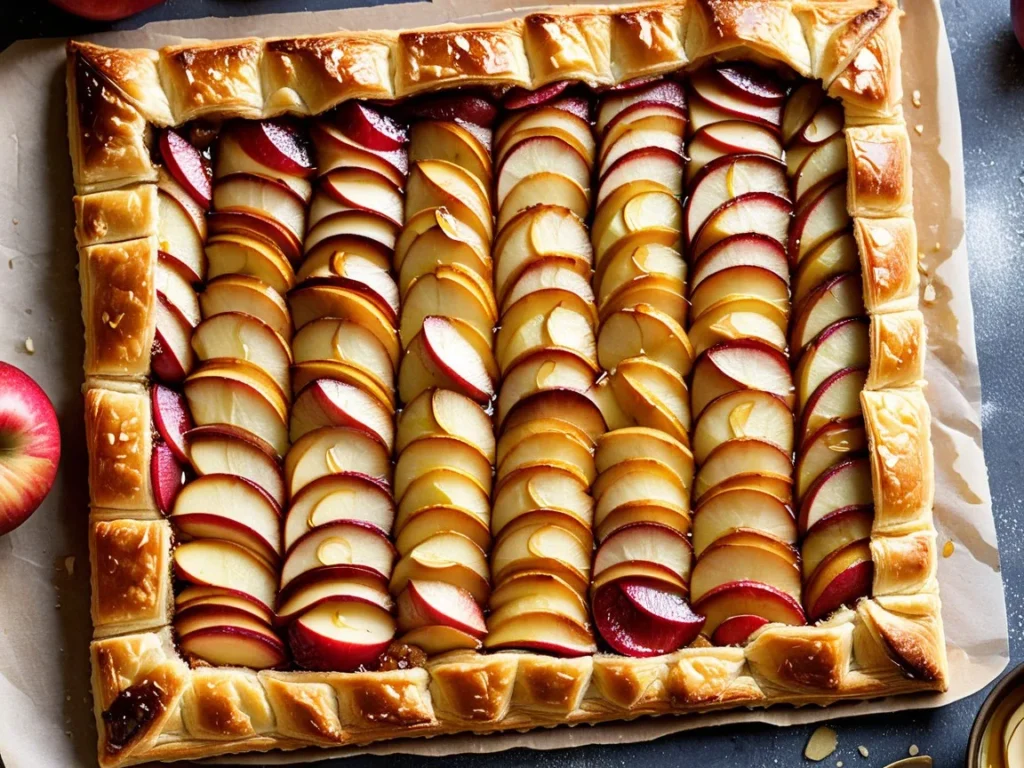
[784,83,874,623]
[170,118,315,669]
[682,64,805,646]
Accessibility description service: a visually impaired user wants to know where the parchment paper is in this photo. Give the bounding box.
[0,0,1007,766]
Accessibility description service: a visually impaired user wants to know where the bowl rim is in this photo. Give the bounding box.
[967,660,1024,766]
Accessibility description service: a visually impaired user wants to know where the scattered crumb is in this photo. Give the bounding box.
[64,556,76,576]
[65,694,71,702]
[933,242,941,252]
[912,89,922,107]
[923,283,937,303]
[24,337,34,354]
[943,540,955,558]
[837,763,844,767]
[909,745,919,756]
[858,746,869,758]
[914,124,924,135]
[917,256,929,276]
[7,258,12,270]
[11,218,18,226]
[55,603,61,609]
[805,726,838,761]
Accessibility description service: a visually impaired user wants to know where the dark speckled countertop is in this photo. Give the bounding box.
[2,0,1022,765]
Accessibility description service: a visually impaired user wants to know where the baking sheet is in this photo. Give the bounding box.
[0,0,1006,766]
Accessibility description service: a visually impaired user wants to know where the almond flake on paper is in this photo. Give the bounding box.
[912,89,922,107]
[24,337,34,354]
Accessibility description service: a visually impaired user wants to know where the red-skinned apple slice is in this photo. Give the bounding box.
[802,505,873,580]
[714,64,786,105]
[684,154,788,244]
[399,316,496,406]
[404,93,497,127]
[690,531,801,603]
[281,519,395,591]
[792,134,847,204]
[174,538,277,612]
[796,101,844,148]
[691,340,795,418]
[690,68,782,127]
[498,172,589,230]
[782,82,825,144]
[495,135,591,209]
[180,624,287,669]
[687,120,783,181]
[157,187,206,278]
[151,438,184,516]
[289,378,394,450]
[503,80,571,110]
[199,274,291,339]
[501,260,596,318]
[795,419,867,501]
[171,474,282,565]
[804,539,873,622]
[496,349,597,427]
[151,383,193,465]
[691,488,796,557]
[596,79,685,134]
[798,366,868,447]
[597,147,684,206]
[712,614,770,646]
[284,426,391,498]
[231,118,315,178]
[334,101,407,150]
[693,438,793,504]
[176,585,274,626]
[692,389,794,465]
[185,424,285,507]
[275,573,391,626]
[790,181,850,264]
[285,472,394,551]
[501,387,607,443]
[483,611,596,656]
[791,272,865,355]
[157,254,201,327]
[592,522,693,583]
[213,172,307,242]
[497,106,595,164]
[793,232,859,307]
[290,362,394,412]
[396,579,486,636]
[394,436,491,500]
[390,531,491,604]
[400,265,496,349]
[289,599,395,671]
[160,128,211,208]
[597,122,682,178]
[592,578,703,656]
[315,167,404,228]
[691,579,805,638]
[690,192,792,260]
[798,457,873,534]
[795,317,870,410]
[397,388,494,460]
[690,233,789,289]
[288,284,399,366]
[688,265,790,323]
[207,209,302,264]
[309,121,407,186]
[152,292,195,384]
[191,311,292,398]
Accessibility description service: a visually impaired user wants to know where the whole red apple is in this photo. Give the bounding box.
[0,362,61,535]
[48,0,164,21]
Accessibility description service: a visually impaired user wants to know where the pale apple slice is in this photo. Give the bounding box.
[791,272,865,355]
[288,285,399,369]
[304,210,399,257]
[689,265,789,324]
[298,252,399,323]
[609,357,690,444]
[396,579,487,636]
[792,134,847,204]
[205,233,295,296]
[795,317,870,410]
[790,182,850,264]
[174,539,277,612]
[496,349,597,427]
[693,438,794,504]
[590,179,671,246]
[497,429,595,487]
[285,472,395,551]
[216,121,314,195]
[797,100,844,149]
[687,297,789,357]
[803,539,873,622]
[690,192,792,260]
[300,235,392,282]
[689,67,782,127]
[400,266,497,348]
[692,389,794,465]
[601,104,686,156]
[496,136,590,209]
[184,361,289,456]
[409,120,491,184]
[176,585,274,625]
[157,256,200,327]
[152,293,195,384]
[317,167,404,227]
[491,464,593,535]
[490,522,591,595]
[289,599,395,672]
[691,580,806,638]
[595,427,693,484]
[397,389,493,461]
[501,388,607,443]
[276,574,392,625]
[185,423,284,503]
[291,317,393,393]
[497,507,594,553]
[687,120,783,181]
[200,274,291,339]
[308,120,407,186]
[497,302,596,374]
[191,311,292,398]
[285,426,391,497]
[798,457,873,534]
[593,460,689,523]
[158,163,207,231]
[497,106,595,162]
[691,339,795,418]
[597,147,684,206]
[802,505,873,580]
[496,417,594,466]
[496,126,591,175]
[501,259,596,319]
[397,214,492,298]
[597,242,684,307]
[395,505,490,555]
[598,125,682,179]
[497,172,589,230]
[206,209,301,265]
[597,304,693,377]
[690,233,789,289]
[157,189,206,279]
[795,419,867,501]
[397,467,491,530]
[596,79,686,134]
[289,361,394,411]
[394,435,492,500]
[593,522,692,583]
[289,377,393,451]
[281,520,395,590]
[490,570,588,618]
[684,155,788,244]
[179,623,287,669]
[213,172,306,242]
[488,588,590,631]
[799,367,868,447]
[399,624,481,654]
[690,533,801,603]
[390,531,491,604]
[398,317,496,406]
[793,232,859,306]
[484,610,595,656]
[691,488,797,557]
[781,82,825,144]
[406,160,492,242]
[586,376,636,433]
[597,272,688,324]
[395,206,483,270]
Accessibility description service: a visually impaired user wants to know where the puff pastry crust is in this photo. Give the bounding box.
[67,2,947,766]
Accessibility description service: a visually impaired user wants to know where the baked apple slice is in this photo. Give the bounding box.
[687,120,782,181]
[151,383,192,465]
[151,439,185,515]
[598,304,693,376]
[200,274,291,339]
[689,192,792,260]
[176,585,274,626]
[191,312,292,398]
[400,265,497,348]
[390,531,491,604]
[213,172,307,242]
[397,388,494,459]
[309,121,407,186]
[394,435,492,499]
[289,599,395,671]
[156,255,201,328]
[157,186,206,279]
[596,79,686,134]
[179,621,287,670]
[592,577,703,656]
[409,120,491,184]
[498,172,589,230]
[174,538,277,612]
[396,579,486,636]
[790,272,866,356]
[490,521,591,595]
[798,367,868,448]
[597,147,684,206]
[595,427,693,486]
[276,574,392,626]
[484,610,596,656]
[185,424,285,506]
[801,506,873,581]
[501,387,607,443]
[395,505,490,556]
[593,459,689,522]
[691,580,805,641]
[790,182,850,264]
[497,301,595,374]
[684,154,788,244]
[691,340,795,418]
[593,522,693,585]
[398,316,496,405]
[803,539,873,622]
[406,159,492,241]
[205,233,295,296]
[690,232,789,288]
[689,530,801,603]
[207,209,302,264]
[397,468,491,530]
[687,296,788,357]
[491,465,593,538]
[795,317,870,409]
[798,457,874,534]
[152,292,195,384]
[496,349,597,427]
[497,429,595,487]
[792,232,859,307]
[280,519,395,590]
[291,317,394,393]
[693,438,793,505]
[692,389,794,466]
[795,419,868,501]
[688,266,789,325]
[289,378,393,450]
[691,488,797,557]
[609,356,690,444]
[496,136,591,209]
[284,472,395,550]
[689,66,783,128]
[284,426,391,497]
[288,284,400,366]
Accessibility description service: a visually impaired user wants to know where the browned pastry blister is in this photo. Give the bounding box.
[67,2,948,766]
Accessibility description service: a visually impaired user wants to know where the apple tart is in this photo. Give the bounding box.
[69,1,944,765]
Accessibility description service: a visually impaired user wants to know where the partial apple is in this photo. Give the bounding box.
[0,363,60,536]
[592,577,704,656]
